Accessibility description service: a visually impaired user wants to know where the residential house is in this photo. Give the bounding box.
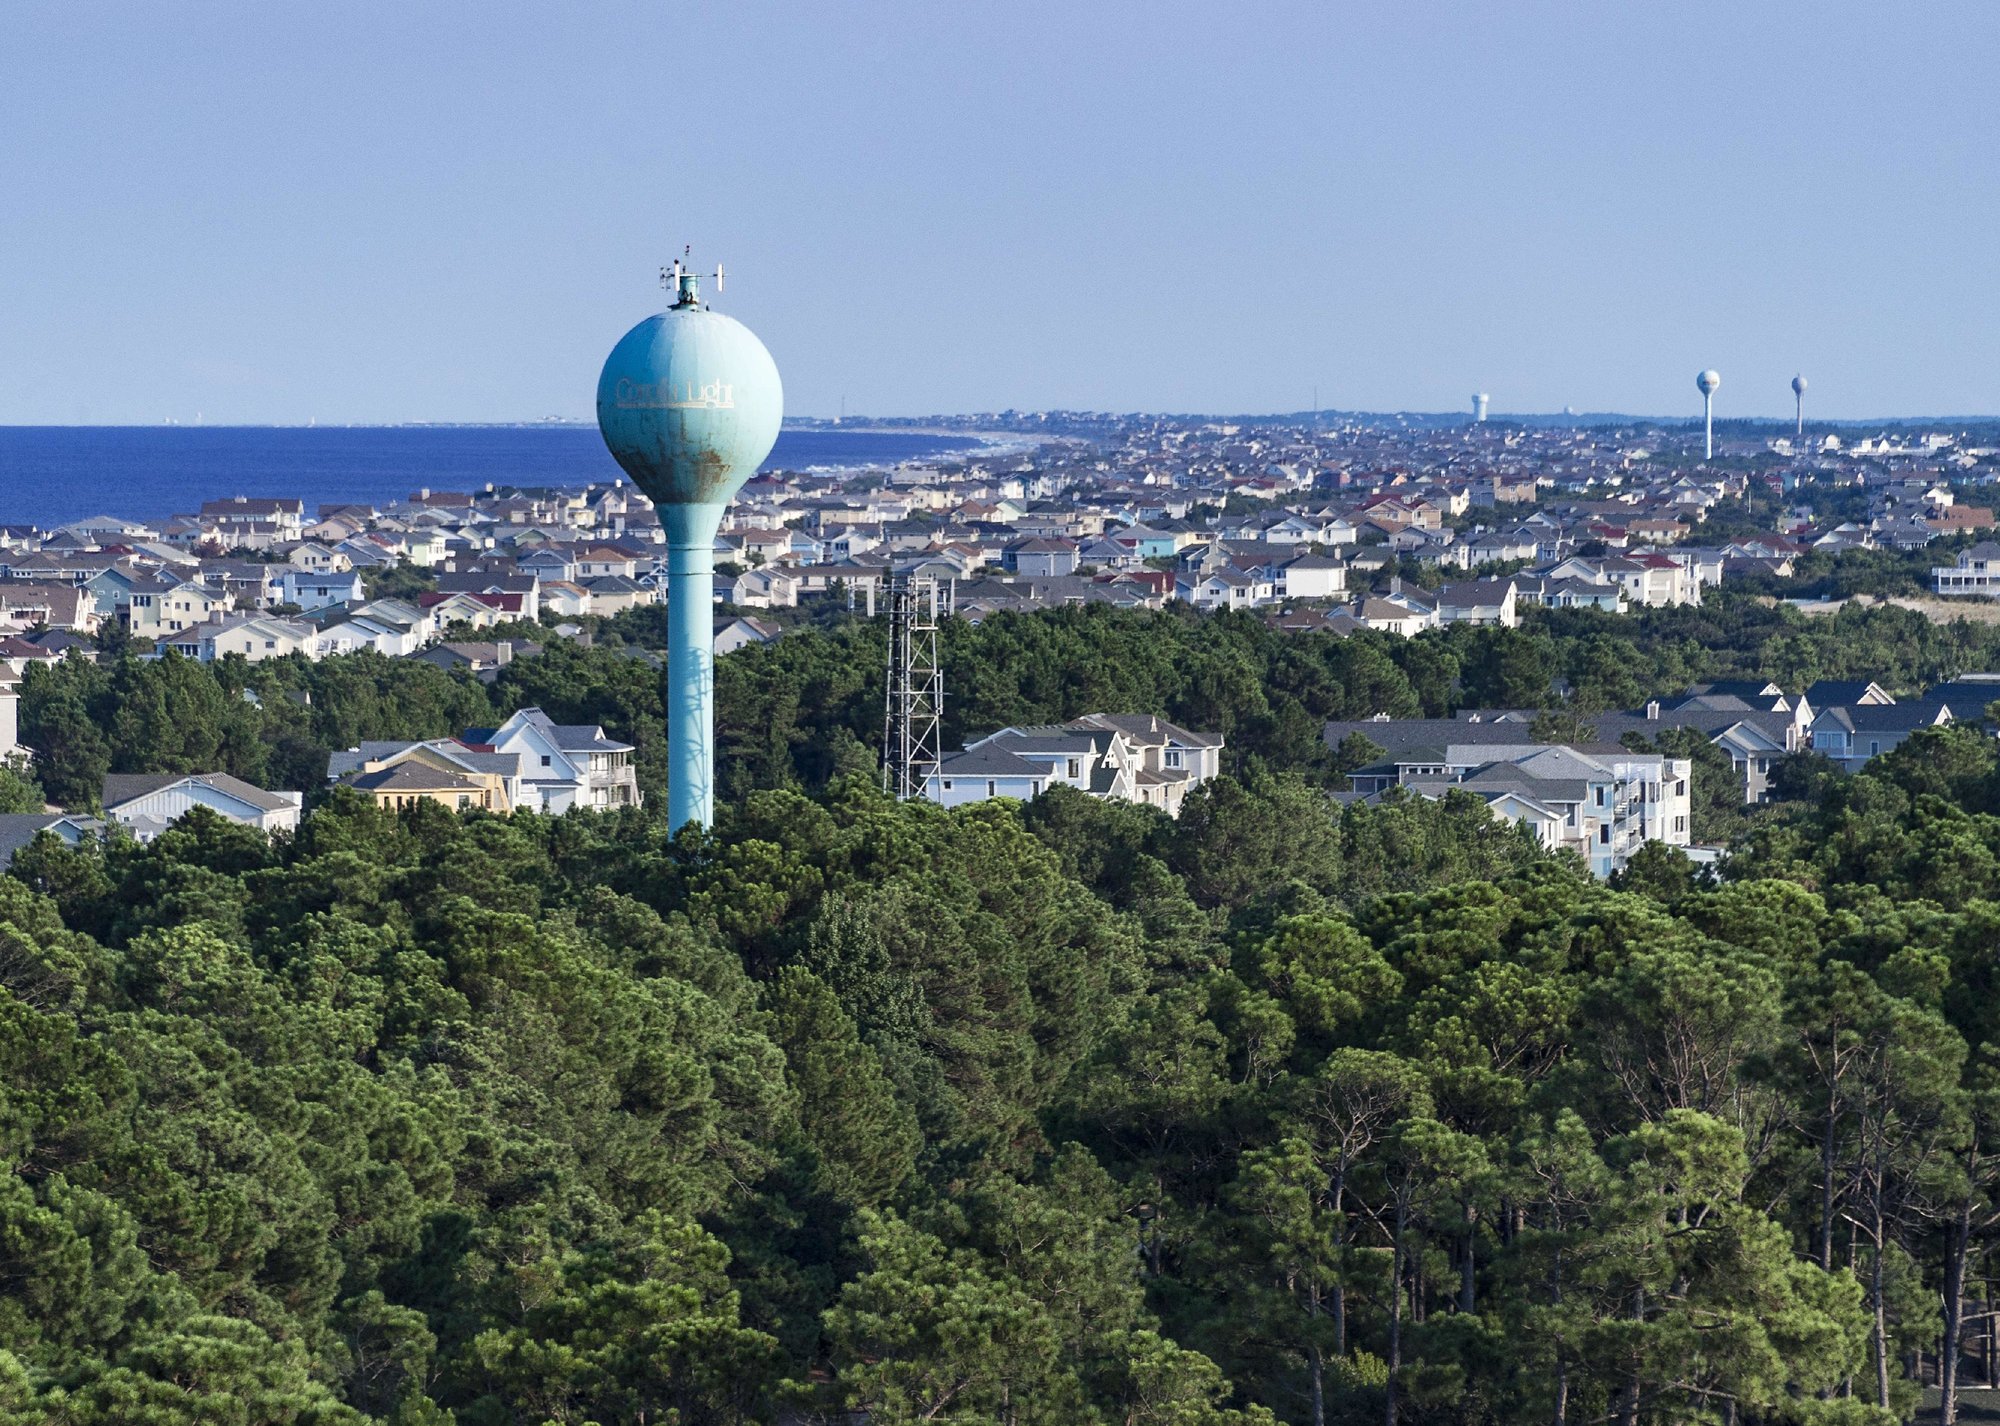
[1272,552,1348,601]
[1810,701,1953,772]
[1325,721,1692,876]
[101,772,303,841]
[330,739,522,812]
[0,814,101,871]
[1010,538,1082,577]
[200,497,306,540]
[715,616,784,656]
[1934,543,2000,597]
[1352,597,1432,637]
[1434,579,1519,628]
[0,583,97,634]
[125,577,232,638]
[459,707,641,813]
[277,567,367,611]
[925,713,1222,817]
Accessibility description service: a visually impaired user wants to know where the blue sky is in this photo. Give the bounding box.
[3,2,1995,423]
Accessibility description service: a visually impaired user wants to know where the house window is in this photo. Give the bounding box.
[987,780,997,797]
[1675,815,1687,833]
[1067,759,1080,778]
[1599,825,1611,844]
[941,779,955,792]
[1869,740,1881,756]
[541,755,552,767]
[1595,787,1606,807]
[1165,749,1183,768]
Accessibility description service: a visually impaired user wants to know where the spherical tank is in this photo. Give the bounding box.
[1792,374,1808,395]
[1697,370,1721,396]
[597,295,783,511]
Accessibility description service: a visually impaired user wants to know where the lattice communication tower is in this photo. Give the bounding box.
[882,573,947,799]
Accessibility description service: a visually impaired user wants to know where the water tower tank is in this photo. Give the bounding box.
[598,269,783,830]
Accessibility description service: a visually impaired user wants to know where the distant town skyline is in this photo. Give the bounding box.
[4,1,1996,425]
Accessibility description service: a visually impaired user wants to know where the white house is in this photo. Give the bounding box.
[1434,579,1519,629]
[1273,553,1348,601]
[278,567,367,611]
[1934,543,2000,598]
[162,615,315,663]
[1177,567,1273,610]
[460,707,641,813]
[925,713,1222,817]
[101,772,303,841]
[0,680,17,763]
[1352,597,1433,637]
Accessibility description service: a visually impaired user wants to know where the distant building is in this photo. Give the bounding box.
[160,614,315,663]
[0,813,101,871]
[101,772,303,841]
[277,567,367,611]
[458,707,640,812]
[0,679,17,763]
[333,740,523,813]
[925,713,1223,817]
[1809,702,1952,772]
[1933,543,2000,598]
[715,616,783,656]
[1328,725,1691,877]
[1434,579,1519,628]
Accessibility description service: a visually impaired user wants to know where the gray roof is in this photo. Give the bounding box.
[0,814,75,870]
[935,746,1051,779]
[979,729,1099,754]
[348,763,485,795]
[101,771,296,814]
[1814,701,1951,734]
[327,741,426,778]
[1073,711,1223,749]
[1806,680,1890,707]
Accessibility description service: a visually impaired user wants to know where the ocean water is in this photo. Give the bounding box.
[0,425,993,528]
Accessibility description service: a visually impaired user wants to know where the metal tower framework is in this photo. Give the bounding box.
[882,573,946,800]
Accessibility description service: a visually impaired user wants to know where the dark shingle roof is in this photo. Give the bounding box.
[101,772,295,814]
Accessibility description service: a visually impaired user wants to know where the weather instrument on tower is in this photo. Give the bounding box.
[597,251,782,830]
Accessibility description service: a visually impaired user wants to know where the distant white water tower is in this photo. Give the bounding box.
[1473,392,1490,423]
[1792,373,1807,437]
[1697,369,1721,460]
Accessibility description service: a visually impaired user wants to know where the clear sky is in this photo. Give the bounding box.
[4,2,1995,424]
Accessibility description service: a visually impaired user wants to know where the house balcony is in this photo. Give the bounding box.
[585,768,641,808]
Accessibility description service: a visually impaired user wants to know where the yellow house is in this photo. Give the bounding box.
[343,743,515,813]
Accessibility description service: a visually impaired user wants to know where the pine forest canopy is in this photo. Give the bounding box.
[9,594,2000,1420]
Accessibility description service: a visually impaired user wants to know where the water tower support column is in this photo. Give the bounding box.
[664,502,724,830]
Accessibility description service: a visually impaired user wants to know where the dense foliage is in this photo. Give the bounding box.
[25,593,2000,812]
[13,598,2000,1422]
[1,731,1998,1422]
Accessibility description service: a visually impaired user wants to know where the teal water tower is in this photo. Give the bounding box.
[597,259,783,830]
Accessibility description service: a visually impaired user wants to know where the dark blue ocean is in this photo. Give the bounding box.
[0,426,993,528]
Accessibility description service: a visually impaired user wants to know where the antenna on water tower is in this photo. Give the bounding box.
[1696,369,1721,461]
